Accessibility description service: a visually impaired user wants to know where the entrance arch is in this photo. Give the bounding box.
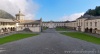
[94,28,97,33]
[85,27,89,32]
[89,28,93,33]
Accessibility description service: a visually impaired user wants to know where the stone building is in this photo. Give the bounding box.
[43,21,67,28]
[0,10,16,34]
[15,11,42,32]
[66,21,77,30]
[0,18,16,34]
[84,16,100,34]
[65,15,100,34]
[0,10,42,35]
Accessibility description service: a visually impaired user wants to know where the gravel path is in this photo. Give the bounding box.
[0,29,100,54]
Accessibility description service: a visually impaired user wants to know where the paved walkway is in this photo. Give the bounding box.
[0,29,100,54]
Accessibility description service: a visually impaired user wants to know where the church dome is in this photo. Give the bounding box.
[0,10,14,19]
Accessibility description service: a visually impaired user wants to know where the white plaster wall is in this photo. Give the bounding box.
[81,19,86,32]
[20,16,24,20]
[16,26,41,32]
[88,20,92,29]
[97,19,100,30]
[29,27,41,32]
[85,19,100,30]
[16,27,25,31]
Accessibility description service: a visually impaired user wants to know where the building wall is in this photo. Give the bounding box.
[43,17,100,35]
[16,23,41,32]
[29,27,41,32]
[43,22,66,28]
[0,22,16,34]
[65,17,100,34]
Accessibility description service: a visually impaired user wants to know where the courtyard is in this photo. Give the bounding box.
[0,29,100,54]
[0,0,100,54]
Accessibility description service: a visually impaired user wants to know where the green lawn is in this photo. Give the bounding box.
[61,32,100,44]
[56,27,67,31]
[0,33,38,44]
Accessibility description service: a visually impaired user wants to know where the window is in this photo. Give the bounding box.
[87,22,88,26]
[2,22,5,25]
[79,22,80,26]
[90,22,92,26]
[81,22,82,26]
[95,22,97,27]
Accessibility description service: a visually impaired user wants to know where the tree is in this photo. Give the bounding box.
[84,6,100,16]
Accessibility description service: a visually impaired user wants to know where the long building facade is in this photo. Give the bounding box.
[66,15,100,34]
[1,10,100,35]
[43,21,68,28]
[43,15,100,35]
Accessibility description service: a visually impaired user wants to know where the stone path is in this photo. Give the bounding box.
[0,29,100,54]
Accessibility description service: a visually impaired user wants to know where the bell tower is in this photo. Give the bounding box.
[15,10,25,23]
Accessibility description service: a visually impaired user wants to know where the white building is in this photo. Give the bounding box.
[43,21,67,28]
[15,11,42,32]
[0,10,42,35]
[65,15,100,34]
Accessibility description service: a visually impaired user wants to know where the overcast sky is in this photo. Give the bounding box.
[0,0,100,21]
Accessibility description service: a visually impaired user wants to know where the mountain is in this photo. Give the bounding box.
[0,10,14,19]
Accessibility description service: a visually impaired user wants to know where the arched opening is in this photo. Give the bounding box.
[1,28,4,33]
[89,28,92,33]
[85,27,88,32]
[12,27,16,31]
[11,27,13,31]
[94,28,97,33]
[74,27,76,30]
[78,26,81,31]
[8,27,10,32]
[4,28,8,32]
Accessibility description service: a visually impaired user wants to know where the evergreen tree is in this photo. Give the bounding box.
[84,6,100,16]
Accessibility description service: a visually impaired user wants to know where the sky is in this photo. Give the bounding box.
[0,0,100,21]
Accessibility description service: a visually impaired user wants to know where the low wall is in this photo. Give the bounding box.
[16,27,41,32]
[29,27,41,32]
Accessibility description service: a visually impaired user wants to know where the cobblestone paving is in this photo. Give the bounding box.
[0,29,100,54]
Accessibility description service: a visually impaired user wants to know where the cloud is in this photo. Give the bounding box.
[59,12,84,21]
[0,0,39,20]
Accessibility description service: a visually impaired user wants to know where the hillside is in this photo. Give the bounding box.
[0,10,14,19]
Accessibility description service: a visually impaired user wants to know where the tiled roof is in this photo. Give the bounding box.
[19,20,41,25]
[86,16,100,20]
[77,14,100,20]
[0,18,15,22]
[77,15,93,19]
